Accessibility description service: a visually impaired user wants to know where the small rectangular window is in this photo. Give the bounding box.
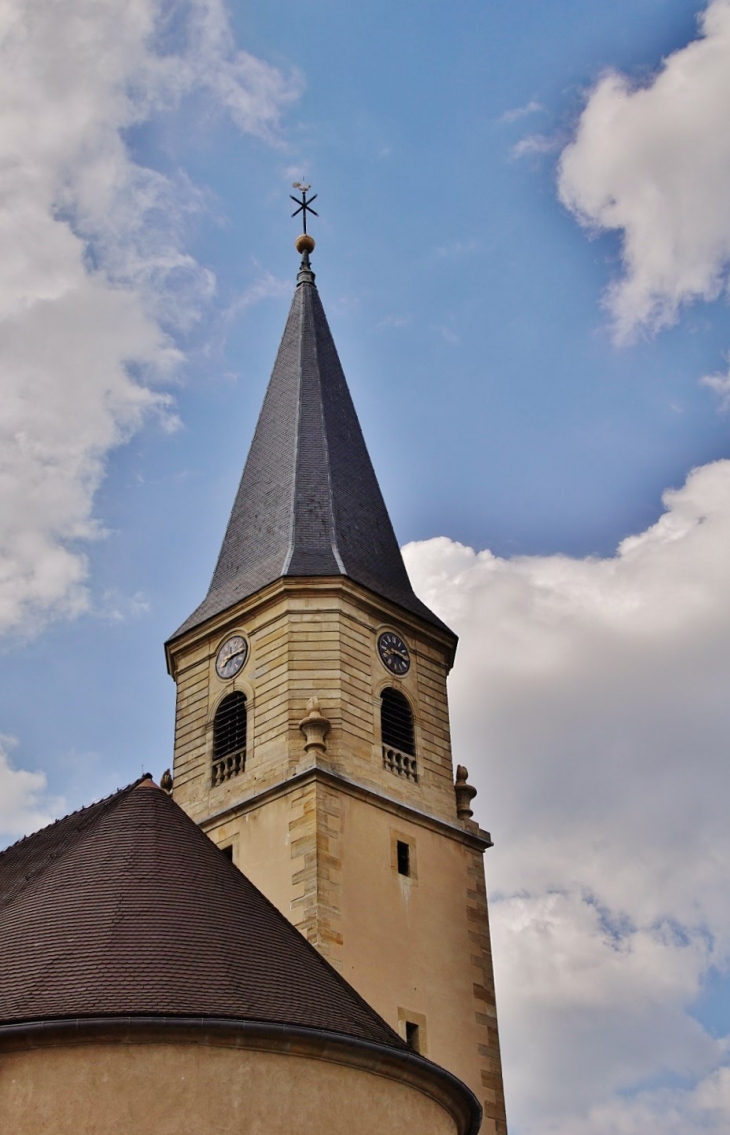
[391,831,418,882]
[398,1008,427,1055]
[396,840,410,877]
[405,1021,420,1052]
[221,844,234,861]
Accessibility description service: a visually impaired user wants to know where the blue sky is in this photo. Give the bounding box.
[4,0,722,803]
[1,1,730,1132]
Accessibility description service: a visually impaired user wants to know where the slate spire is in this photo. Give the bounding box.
[172,240,449,639]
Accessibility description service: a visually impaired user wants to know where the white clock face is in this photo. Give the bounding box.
[215,635,248,680]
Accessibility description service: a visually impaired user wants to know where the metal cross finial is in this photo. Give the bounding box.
[290,182,318,235]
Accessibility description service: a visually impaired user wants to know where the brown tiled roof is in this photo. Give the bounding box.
[0,779,404,1049]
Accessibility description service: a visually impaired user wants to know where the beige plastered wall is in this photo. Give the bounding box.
[206,782,505,1135]
[0,1039,459,1135]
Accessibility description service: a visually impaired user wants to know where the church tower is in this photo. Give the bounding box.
[165,229,507,1135]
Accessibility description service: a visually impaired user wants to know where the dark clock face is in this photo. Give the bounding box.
[215,635,248,680]
[378,631,410,675]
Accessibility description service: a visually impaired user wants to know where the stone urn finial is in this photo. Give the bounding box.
[454,764,477,820]
[299,697,331,754]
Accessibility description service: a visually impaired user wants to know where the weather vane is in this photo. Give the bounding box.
[290,182,318,235]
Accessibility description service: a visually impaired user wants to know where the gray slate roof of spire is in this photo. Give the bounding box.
[171,255,451,640]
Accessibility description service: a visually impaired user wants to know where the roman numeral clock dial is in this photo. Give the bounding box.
[377,631,411,676]
[215,635,249,680]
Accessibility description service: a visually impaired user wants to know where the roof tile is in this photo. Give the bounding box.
[0,780,406,1050]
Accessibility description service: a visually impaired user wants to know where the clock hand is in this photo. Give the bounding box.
[220,643,246,667]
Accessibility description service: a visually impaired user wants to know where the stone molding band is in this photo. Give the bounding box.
[0,1015,482,1135]
[201,763,493,851]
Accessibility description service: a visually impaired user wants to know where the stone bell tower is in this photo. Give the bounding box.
[165,228,507,1135]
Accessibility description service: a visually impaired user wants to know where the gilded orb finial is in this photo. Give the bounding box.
[291,183,318,283]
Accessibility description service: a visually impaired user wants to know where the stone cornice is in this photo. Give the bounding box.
[0,1016,481,1135]
[199,764,493,851]
[165,574,457,679]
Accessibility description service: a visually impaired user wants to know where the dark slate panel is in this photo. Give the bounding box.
[308,286,439,622]
[175,289,304,634]
[287,280,341,576]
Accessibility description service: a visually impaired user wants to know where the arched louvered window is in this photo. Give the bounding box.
[381,688,417,782]
[212,692,247,786]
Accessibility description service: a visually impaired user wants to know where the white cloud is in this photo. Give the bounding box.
[97,588,151,622]
[435,325,460,345]
[500,99,545,124]
[224,268,292,320]
[377,314,411,329]
[541,1068,730,1135]
[701,359,730,410]
[403,458,730,1133]
[284,164,310,182]
[434,240,479,258]
[558,0,730,342]
[512,132,561,160]
[0,736,64,839]
[0,0,299,636]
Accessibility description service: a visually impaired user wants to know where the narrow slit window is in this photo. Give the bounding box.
[405,1021,420,1052]
[220,844,234,861]
[396,840,410,877]
[212,691,247,786]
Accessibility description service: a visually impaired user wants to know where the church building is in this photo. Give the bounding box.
[0,223,507,1135]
